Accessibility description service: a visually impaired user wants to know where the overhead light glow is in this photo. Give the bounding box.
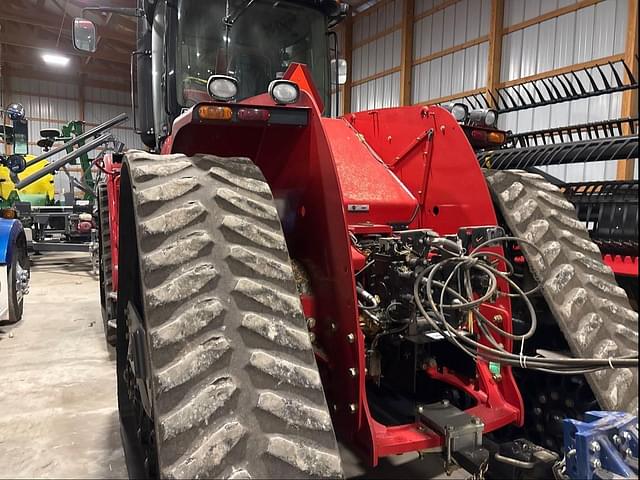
[42,53,70,67]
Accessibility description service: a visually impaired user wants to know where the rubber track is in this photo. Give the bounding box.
[123,150,342,479]
[485,169,638,414]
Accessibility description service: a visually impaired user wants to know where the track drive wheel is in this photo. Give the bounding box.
[116,151,342,479]
[98,182,116,346]
[485,170,638,414]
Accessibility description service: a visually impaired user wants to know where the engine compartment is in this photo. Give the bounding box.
[350,226,508,425]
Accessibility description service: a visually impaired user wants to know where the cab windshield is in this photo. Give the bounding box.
[177,0,329,107]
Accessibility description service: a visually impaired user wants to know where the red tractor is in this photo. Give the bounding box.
[73,1,638,478]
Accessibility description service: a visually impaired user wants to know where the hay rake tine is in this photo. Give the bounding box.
[495,59,638,113]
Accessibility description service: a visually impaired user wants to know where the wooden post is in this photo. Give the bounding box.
[399,0,415,106]
[486,0,504,108]
[342,12,353,115]
[617,0,638,180]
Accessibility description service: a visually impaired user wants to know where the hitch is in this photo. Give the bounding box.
[416,401,489,477]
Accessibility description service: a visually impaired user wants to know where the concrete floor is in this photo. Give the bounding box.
[0,252,466,479]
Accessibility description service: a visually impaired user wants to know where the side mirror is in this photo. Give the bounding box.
[12,119,29,156]
[331,59,348,86]
[73,18,97,53]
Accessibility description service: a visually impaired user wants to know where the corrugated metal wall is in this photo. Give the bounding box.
[350,0,403,111]
[412,0,491,103]
[4,76,141,200]
[347,0,636,181]
[498,0,633,181]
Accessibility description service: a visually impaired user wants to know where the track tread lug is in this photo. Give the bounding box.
[122,152,341,479]
[484,169,638,412]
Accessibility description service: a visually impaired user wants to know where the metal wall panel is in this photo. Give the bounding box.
[411,41,489,103]
[350,0,403,112]
[498,0,633,181]
[503,0,579,27]
[353,0,403,46]
[412,0,493,43]
[352,29,402,83]
[501,0,628,81]
[351,72,400,111]
[410,0,490,105]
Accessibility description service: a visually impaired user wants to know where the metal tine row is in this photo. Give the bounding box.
[458,57,638,114]
[505,117,639,148]
[477,135,638,170]
[564,180,638,254]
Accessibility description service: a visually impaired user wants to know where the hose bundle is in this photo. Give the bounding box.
[413,236,639,374]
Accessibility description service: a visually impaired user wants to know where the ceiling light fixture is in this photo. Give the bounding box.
[42,53,71,67]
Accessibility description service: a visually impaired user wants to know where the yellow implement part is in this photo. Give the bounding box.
[0,154,55,202]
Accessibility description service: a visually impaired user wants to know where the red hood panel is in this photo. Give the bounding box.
[323,117,418,226]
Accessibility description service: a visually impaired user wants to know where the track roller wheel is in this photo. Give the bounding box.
[116,151,342,479]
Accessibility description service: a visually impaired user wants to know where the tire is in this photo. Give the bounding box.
[485,169,638,414]
[117,150,342,479]
[8,239,28,324]
[98,183,116,346]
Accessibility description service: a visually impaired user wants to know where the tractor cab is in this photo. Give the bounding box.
[73,0,348,151]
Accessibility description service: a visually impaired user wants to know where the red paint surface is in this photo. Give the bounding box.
[103,153,121,291]
[603,254,639,277]
[114,64,523,467]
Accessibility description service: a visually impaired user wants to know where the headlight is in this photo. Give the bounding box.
[268,80,300,105]
[207,75,238,102]
[468,108,499,128]
[441,102,469,122]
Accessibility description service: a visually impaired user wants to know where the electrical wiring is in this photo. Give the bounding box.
[412,236,639,374]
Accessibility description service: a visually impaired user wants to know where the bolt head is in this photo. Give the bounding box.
[591,458,602,469]
[306,317,316,329]
[330,322,337,332]
[348,403,358,414]
[308,332,316,343]
[613,434,622,445]
[622,431,632,441]
[538,395,547,404]
[348,367,357,377]
[625,448,633,458]
[493,314,503,323]
[589,441,601,453]
[441,399,450,406]
[417,406,424,414]
[346,333,355,343]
